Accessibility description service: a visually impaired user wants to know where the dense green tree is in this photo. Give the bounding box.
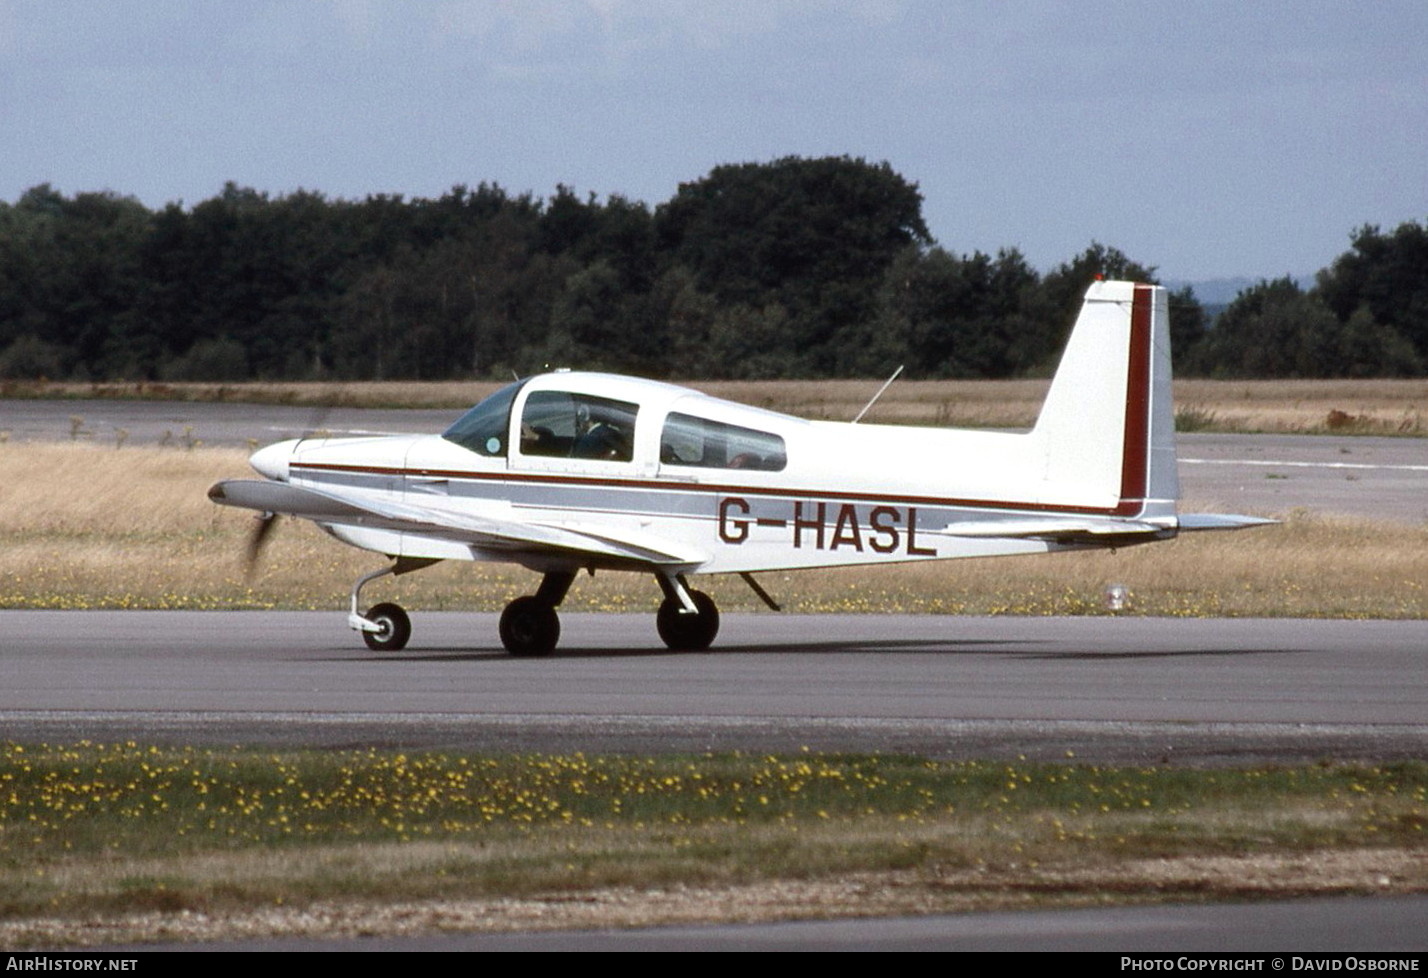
[656,156,931,374]
[1333,305,1421,377]
[1190,278,1337,377]
[1190,274,1421,379]
[0,187,149,379]
[2,175,1422,384]
[1167,285,1209,372]
[657,157,928,299]
[1316,220,1428,363]
[860,246,1041,378]
[0,335,67,379]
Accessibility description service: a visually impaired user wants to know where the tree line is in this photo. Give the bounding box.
[1,157,1423,382]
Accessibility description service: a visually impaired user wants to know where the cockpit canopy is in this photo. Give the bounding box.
[442,373,787,472]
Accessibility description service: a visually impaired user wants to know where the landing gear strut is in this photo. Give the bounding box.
[499,571,574,657]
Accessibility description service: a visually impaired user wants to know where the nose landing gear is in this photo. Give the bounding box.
[347,557,439,652]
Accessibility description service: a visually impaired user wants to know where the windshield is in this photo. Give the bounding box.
[441,380,526,456]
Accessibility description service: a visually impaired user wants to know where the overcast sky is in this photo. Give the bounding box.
[3,0,1424,281]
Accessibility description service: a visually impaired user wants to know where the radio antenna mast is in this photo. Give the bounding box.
[851,365,904,424]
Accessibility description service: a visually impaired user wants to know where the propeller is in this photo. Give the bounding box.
[244,512,279,577]
[240,394,335,576]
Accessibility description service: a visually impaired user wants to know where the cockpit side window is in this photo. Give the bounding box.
[441,379,526,456]
[660,413,787,471]
[520,391,639,462]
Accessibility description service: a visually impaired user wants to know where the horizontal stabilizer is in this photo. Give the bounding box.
[1177,513,1279,532]
[943,518,1168,542]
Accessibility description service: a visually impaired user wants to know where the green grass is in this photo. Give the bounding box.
[2,743,1424,945]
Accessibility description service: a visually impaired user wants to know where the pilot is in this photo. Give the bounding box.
[570,403,631,460]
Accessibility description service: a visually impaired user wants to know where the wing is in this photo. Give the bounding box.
[208,479,708,567]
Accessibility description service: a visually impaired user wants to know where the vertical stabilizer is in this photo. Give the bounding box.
[1031,281,1179,518]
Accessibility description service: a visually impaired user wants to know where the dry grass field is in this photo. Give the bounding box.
[1,441,1423,618]
[7,376,1427,434]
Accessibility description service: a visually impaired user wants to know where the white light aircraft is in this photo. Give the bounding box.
[209,279,1272,656]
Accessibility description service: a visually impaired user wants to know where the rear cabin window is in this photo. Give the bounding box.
[520,391,639,462]
[660,413,787,471]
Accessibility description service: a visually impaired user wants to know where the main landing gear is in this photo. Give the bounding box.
[655,575,719,651]
[346,562,728,656]
[498,570,574,657]
[498,570,720,656]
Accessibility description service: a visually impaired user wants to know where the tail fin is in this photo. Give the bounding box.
[1031,280,1178,519]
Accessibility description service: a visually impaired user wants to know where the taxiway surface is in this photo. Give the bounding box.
[4,612,1425,765]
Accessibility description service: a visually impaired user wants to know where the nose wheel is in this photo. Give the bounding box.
[361,602,411,652]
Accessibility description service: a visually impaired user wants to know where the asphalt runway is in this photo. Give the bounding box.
[6,611,1426,948]
[3,611,1425,765]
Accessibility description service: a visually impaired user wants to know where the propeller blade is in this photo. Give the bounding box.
[244,512,279,576]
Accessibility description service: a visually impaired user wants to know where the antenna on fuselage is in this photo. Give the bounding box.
[851,365,904,424]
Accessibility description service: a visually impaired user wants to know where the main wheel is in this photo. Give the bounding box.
[362,602,411,652]
[656,589,719,651]
[500,596,560,657]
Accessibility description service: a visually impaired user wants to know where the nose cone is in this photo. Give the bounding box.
[250,439,297,481]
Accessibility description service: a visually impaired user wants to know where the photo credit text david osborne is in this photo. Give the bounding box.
[1122,959,1420,972]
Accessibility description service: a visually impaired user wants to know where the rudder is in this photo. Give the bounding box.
[1030,280,1178,518]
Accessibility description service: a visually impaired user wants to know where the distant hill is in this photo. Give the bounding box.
[1164,275,1314,306]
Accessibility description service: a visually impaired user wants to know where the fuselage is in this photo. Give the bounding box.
[256,368,1151,575]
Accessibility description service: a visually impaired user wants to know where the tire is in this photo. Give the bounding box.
[656,589,719,651]
[500,596,560,657]
[362,602,411,652]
